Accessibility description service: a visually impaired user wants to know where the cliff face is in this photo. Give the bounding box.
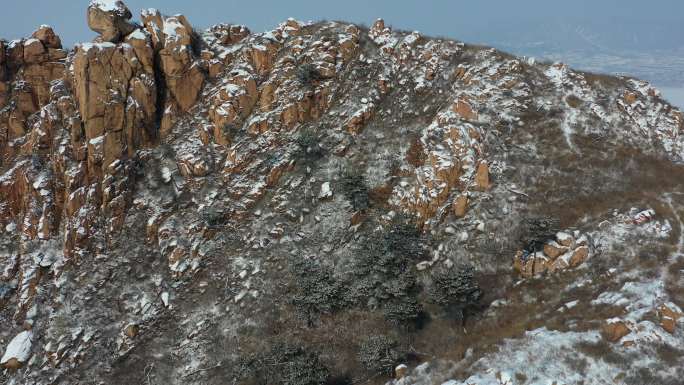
[1,1,684,384]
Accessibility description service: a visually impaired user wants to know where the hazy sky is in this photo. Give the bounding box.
[2,0,683,50]
[3,0,684,104]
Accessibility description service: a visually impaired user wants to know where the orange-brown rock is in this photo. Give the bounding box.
[350,211,365,226]
[602,320,630,342]
[556,232,574,247]
[624,91,638,105]
[369,19,389,41]
[248,41,279,77]
[170,63,204,111]
[210,24,251,45]
[569,245,589,267]
[662,317,677,334]
[474,162,490,191]
[6,40,24,69]
[543,241,567,260]
[178,153,211,177]
[207,59,223,78]
[2,358,22,370]
[395,364,409,380]
[23,61,66,106]
[513,251,548,278]
[339,28,359,61]
[160,101,179,139]
[453,97,477,121]
[72,41,157,170]
[259,81,276,111]
[453,194,468,218]
[658,304,683,334]
[31,25,62,49]
[22,38,47,64]
[247,116,269,136]
[546,255,569,273]
[124,323,139,338]
[142,10,205,112]
[87,0,136,43]
[281,103,299,128]
[346,105,374,134]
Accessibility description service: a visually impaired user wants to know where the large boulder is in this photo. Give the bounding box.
[31,25,62,49]
[141,9,205,111]
[602,319,631,343]
[22,38,47,64]
[72,41,157,171]
[87,0,136,43]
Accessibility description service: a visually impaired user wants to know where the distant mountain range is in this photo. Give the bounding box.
[468,20,684,87]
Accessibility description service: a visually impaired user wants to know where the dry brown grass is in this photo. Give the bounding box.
[565,94,582,108]
[581,71,628,90]
[406,136,426,168]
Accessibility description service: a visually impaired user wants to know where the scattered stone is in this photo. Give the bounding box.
[658,303,683,334]
[474,162,490,191]
[453,194,468,218]
[318,182,333,200]
[453,97,477,121]
[416,261,431,271]
[1,331,33,369]
[632,209,655,225]
[602,319,630,342]
[514,251,548,278]
[555,232,574,247]
[395,364,408,379]
[124,324,139,338]
[543,241,567,260]
[568,246,589,267]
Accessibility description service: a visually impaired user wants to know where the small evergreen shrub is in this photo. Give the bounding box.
[339,167,369,211]
[296,129,324,160]
[289,257,345,326]
[222,122,241,141]
[517,216,561,252]
[237,343,330,385]
[357,335,403,374]
[382,218,427,260]
[428,265,482,322]
[201,207,225,228]
[297,63,323,87]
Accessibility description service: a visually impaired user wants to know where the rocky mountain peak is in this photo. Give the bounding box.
[1,2,683,384]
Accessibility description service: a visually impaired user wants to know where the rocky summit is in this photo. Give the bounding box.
[1,1,684,384]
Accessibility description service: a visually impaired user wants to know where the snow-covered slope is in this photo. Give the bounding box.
[1,2,683,384]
